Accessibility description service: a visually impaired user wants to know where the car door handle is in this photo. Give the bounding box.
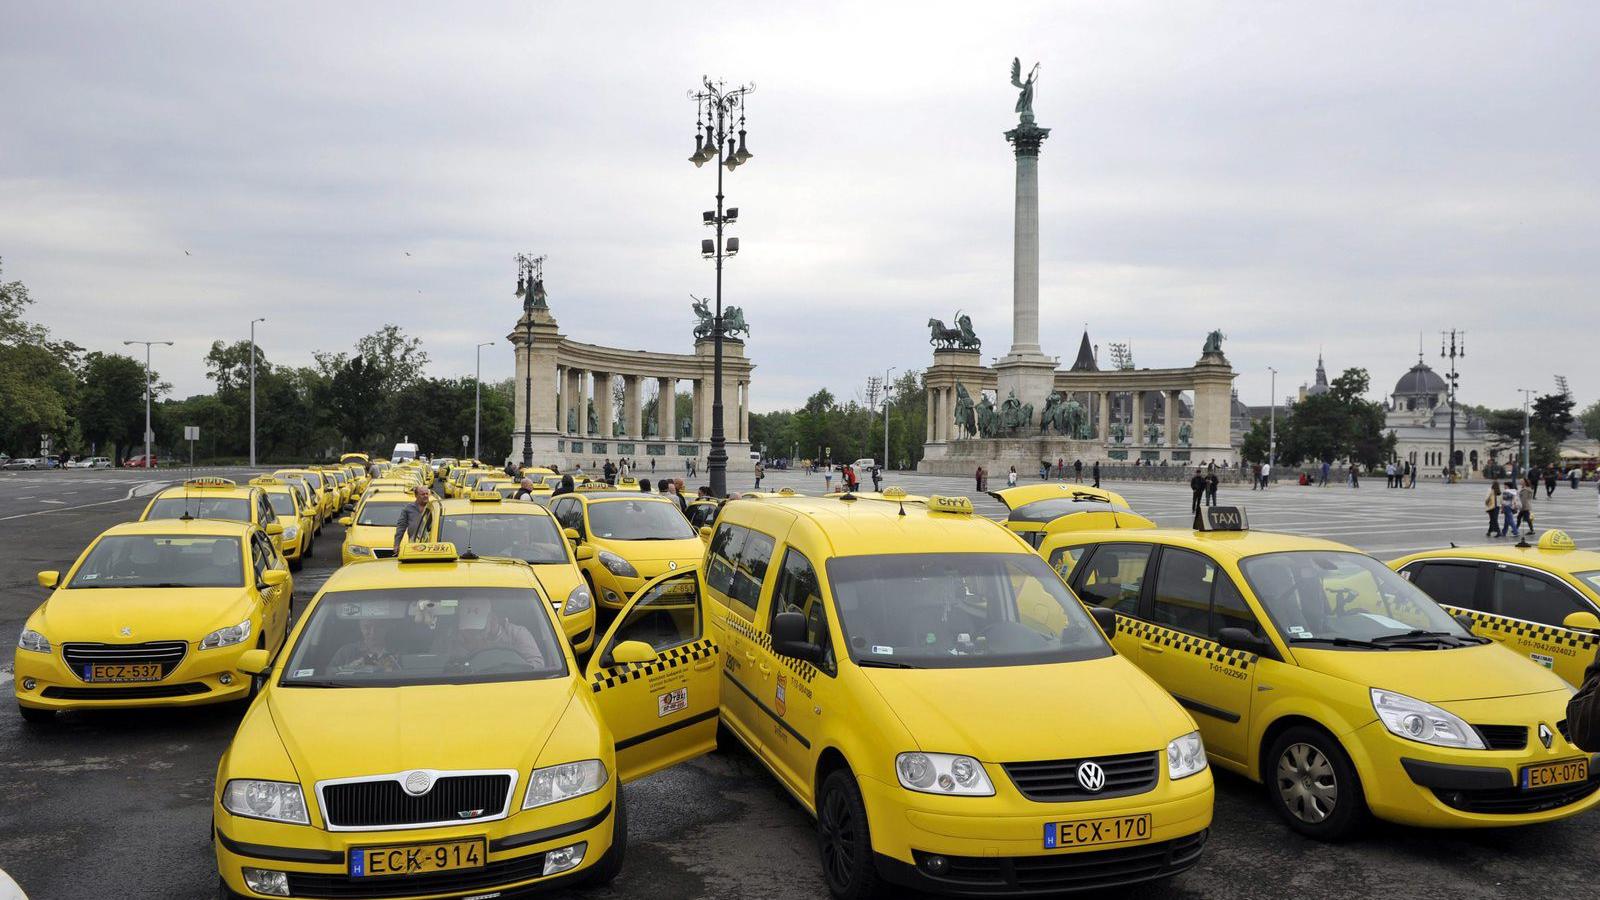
[694,658,716,671]
[758,664,772,676]
[744,651,756,662]
[1140,642,1165,654]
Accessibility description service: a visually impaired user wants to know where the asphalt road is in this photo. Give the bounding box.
[2,468,1598,899]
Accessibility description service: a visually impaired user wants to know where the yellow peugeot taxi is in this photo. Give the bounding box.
[423,491,597,654]
[1040,507,1600,840]
[15,518,292,723]
[140,477,287,557]
[548,490,704,610]
[1393,530,1600,688]
[988,483,1153,549]
[250,477,315,571]
[675,492,1213,897]
[339,490,436,566]
[212,542,722,898]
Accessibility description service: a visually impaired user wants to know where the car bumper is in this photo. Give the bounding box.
[14,645,254,710]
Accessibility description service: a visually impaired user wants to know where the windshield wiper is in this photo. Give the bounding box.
[1370,630,1486,647]
[855,658,920,669]
[282,678,353,688]
[1288,636,1390,650]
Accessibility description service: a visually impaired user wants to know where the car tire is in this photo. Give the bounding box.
[816,768,881,900]
[289,555,302,572]
[581,791,627,887]
[1266,725,1367,841]
[17,704,55,726]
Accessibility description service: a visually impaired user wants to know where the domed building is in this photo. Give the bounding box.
[1383,354,1491,474]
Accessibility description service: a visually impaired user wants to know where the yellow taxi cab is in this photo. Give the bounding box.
[250,476,316,571]
[15,518,292,724]
[140,477,288,557]
[676,491,1212,896]
[1039,506,1600,839]
[213,542,723,898]
[276,468,338,525]
[1392,530,1600,688]
[316,466,351,510]
[423,491,597,654]
[685,497,722,533]
[988,483,1153,549]
[450,468,500,499]
[339,490,437,566]
[548,490,703,610]
[271,472,325,533]
[339,451,370,468]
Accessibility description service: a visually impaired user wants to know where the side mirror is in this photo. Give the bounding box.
[237,648,271,676]
[698,526,713,542]
[37,570,59,589]
[1453,613,1479,634]
[1562,611,1600,633]
[574,545,596,561]
[261,569,289,587]
[1217,626,1271,656]
[265,523,284,536]
[563,527,580,543]
[338,516,353,527]
[609,640,658,667]
[1089,606,1117,638]
[771,611,824,663]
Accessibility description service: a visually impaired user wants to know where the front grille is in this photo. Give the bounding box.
[1432,777,1600,814]
[322,774,513,828]
[1003,751,1160,802]
[286,850,547,899]
[62,641,187,681]
[1557,719,1572,743]
[41,683,209,700]
[914,831,1207,893]
[1473,724,1528,751]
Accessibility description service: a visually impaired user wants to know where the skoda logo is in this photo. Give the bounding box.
[667,560,678,570]
[1539,723,1554,750]
[402,770,434,796]
[1076,760,1106,793]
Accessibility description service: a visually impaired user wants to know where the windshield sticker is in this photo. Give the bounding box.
[1288,625,1312,638]
[293,669,314,678]
[871,645,894,655]
[80,573,99,581]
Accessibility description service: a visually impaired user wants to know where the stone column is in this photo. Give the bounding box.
[692,378,707,441]
[1131,391,1145,445]
[623,375,642,439]
[656,377,675,442]
[1097,391,1110,441]
[740,381,750,443]
[1164,390,1178,448]
[993,113,1057,426]
[553,365,566,438]
[593,372,613,443]
[926,389,937,442]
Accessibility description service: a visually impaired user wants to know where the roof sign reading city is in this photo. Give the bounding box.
[927,495,975,516]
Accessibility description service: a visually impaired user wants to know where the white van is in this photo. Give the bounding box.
[391,441,419,462]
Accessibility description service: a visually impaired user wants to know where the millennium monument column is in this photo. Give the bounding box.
[993,58,1057,428]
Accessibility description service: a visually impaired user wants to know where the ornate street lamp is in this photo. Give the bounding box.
[514,253,547,470]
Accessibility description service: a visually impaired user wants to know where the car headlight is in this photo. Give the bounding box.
[523,760,608,809]
[223,779,310,825]
[281,524,299,541]
[597,550,638,579]
[17,628,51,654]
[348,545,372,556]
[894,752,995,796]
[199,618,252,651]
[564,584,593,615]
[1371,688,1485,750]
[1167,731,1207,780]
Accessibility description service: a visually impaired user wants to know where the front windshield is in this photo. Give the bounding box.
[1575,570,1600,595]
[286,471,323,490]
[827,553,1111,669]
[280,587,566,686]
[440,513,568,564]
[266,493,297,517]
[145,496,249,522]
[68,535,244,588]
[356,500,412,527]
[1239,551,1476,648]
[588,500,695,540]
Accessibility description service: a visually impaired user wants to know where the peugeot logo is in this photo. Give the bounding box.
[1076,760,1106,793]
[402,770,434,796]
[1539,723,1554,750]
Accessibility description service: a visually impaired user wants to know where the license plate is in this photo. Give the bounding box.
[1521,758,1589,790]
[1044,813,1151,849]
[83,663,163,683]
[349,838,485,877]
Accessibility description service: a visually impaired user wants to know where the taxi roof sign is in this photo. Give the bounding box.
[1196,506,1248,532]
[248,476,283,487]
[1538,530,1577,551]
[468,490,504,502]
[397,541,459,562]
[927,495,974,515]
[184,476,238,489]
[881,486,907,499]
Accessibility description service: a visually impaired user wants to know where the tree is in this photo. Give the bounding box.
[0,258,49,348]
[1269,367,1395,469]
[75,353,148,460]
[1580,400,1600,450]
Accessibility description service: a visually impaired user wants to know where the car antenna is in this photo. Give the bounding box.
[460,505,478,560]
[1449,542,1456,548]
[1515,536,1532,549]
[898,500,906,517]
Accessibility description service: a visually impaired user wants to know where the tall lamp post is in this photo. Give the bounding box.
[123,340,173,467]
[249,317,266,467]
[688,76,754,498]
[882,366,896,470]
[1440,330,1464,481]
[1266,366,1278,469]
[1517,388,1536,476]
[474,341,494,463]
[513,254,547,470]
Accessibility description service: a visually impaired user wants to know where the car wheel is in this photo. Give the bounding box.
[581,790,627,887]
[1266,725,1367,841]
[18,704,55,726]
[816,768,881,900]
[289,555,302,572]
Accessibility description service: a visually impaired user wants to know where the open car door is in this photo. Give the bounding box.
[585,567,721,783]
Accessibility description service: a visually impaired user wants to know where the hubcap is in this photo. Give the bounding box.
[819,789,855,888]
[1276,742,1338,823]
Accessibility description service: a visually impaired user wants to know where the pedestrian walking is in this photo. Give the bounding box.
[1074,459,1083,483]
[1571,467,1580,490]
[1091,459,1101,488]
[1057,457,1065,481]
[1039,459,1051,481]
[1384,462,1395,488]
[825,466,834,492]
[1319,460,1330,487]
[650,457,656,474]
[1501,481,1520,537]
[870,465,882,492]
[1190,468,1206,516]
[1518,478,1536,536]
[1349,463,1360,488]
[754,461,765,490]
[1007,465,1018,487]
[975,466,983,492]
[1407,461,1418,489]
[1205,471,1219,506]
[1545,467,1558,498]
[845,464,859,493]
[1250,462,1260,491]
[392,485,431,551]
[1484,481,1502,538]
[1260,461,1272,490]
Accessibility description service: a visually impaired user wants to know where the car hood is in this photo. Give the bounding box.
[858,655,1189,761]
[530,564,582,604]
[270,677,575,780]
[600,538,705,564]
[41,587,252,641]
[1294,642,1570,702]
[346,524,396,546]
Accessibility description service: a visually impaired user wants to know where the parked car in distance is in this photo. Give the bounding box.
[65,457,113,469]
[4,458,45,470]
[123,454,159,468]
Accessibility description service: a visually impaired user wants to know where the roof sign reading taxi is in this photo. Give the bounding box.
[468,490,503,502]
[881,486,907,499]
[184,476,237,489]
[927,494,974,515]
[397,541,459,562]
[1538,530,1577,552]
[1196,505,1248,532]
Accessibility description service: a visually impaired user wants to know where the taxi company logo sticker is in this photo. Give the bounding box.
[402,770,433,796]
[1539,723,1554,750]
[1531,652,1555,670]
[775,675,787,717]
[657,687,688,718]
[1076,760,1106,793]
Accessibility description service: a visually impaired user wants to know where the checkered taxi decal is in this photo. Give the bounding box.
[1442,605,1599,652]
[1117,615,1258,671]
[724,615,820,683]
[590,638,718,692]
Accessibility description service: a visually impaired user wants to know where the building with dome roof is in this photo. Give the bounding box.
[1382,354,1492,474]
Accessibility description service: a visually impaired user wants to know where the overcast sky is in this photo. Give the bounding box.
[3,1,1596,414]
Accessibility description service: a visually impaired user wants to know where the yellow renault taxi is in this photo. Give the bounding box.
[1040,506,1600,840]
[212,542,722,898]
[140,477,287,557]
[989,483,1153,549]
[250,476,315,571]
[339,489,435,566]
[1393,530,1600,688]
[548,489,703,610]
[15,518,292,724]
[679,492,1212,897]
[423,491,597,654]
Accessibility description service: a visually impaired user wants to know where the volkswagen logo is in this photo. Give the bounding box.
[667,560,678,570]
[1539,723,1554,750]
[402,770,434,796]
[1076,760,1106,793]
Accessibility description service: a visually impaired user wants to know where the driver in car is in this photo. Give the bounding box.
[330,617,402,673]
[433,597,544,667]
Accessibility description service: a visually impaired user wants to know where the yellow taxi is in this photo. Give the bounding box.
[316,466,352,509]
[276,468,338,525]
[339,490,436,566]
[140,477,287,557]
[449,468,499,499]
[1392,530,1600,688]
[339,451,370,468]
[15,518,293,723]
[685,496,722,533]
[271,472,325,533]
[548,490,703,610]
[988,483,1153,549]
[1039,506,1600,839]
[423,491,597,654]
[672,492,1212,896]
[212,542,720,898]
[250,476,316,571]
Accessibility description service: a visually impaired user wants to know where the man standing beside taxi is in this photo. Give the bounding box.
[393,485,430,551]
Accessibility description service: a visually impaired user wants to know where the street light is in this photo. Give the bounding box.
[1266,366,1278,469]
[1517,387,1536,475]
[688,76,755,498]
[249,318,265,468]
[882,366,896,471]
[514,254,547,471]
[474,341,494,463]
[123,340,173,467]
[1441,330,1464,481]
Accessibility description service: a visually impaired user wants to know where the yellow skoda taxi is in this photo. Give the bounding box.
[250,476,315,571]
[1393,531,1600,688]
[687,492,1212,897]
[140,477,287,557]
[424,491,597,654]
[548,490,703,610]
[212,542,721,898]
[15,518,292,723]
[339,490,435,566]
[1039,507,1600,840]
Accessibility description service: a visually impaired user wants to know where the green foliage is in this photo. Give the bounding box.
[1267,367,1396,469]
[1579,400,1600,449]
[750,372,927,469]
[75,353,148,459]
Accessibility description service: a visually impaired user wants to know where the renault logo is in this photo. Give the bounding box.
[668,560,678,570]
[402,770,434,796]
[1539,723,1553,750]
[1076,760,1106,793]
